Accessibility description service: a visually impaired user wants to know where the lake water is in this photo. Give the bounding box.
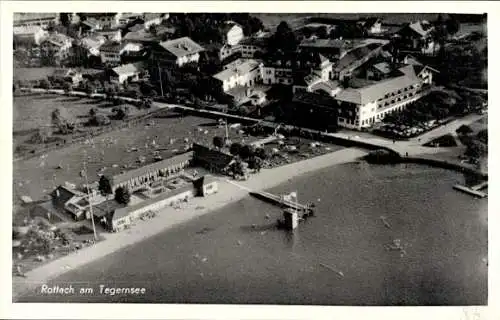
[18,162,488,305]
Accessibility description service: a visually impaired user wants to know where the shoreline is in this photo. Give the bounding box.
[12,147,368,301]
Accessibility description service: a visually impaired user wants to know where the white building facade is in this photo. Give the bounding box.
[214,59,263,92]
[225,24,244,46]
[335,66,432,130]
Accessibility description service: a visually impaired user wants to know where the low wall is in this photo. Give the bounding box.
[402,156,488,180]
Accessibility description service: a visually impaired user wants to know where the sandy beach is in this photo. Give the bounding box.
[12,147,367,300]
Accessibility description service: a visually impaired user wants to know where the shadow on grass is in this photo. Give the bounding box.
[154,113,184,119]
[197,122,219,128]
[58,97,82,103]
[13,128,38,137]
[33,94,60,100]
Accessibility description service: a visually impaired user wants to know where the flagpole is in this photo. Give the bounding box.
[83,149,98,241]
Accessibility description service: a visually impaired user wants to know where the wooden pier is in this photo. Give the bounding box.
[453,184,488,198]
[249,191,314,213]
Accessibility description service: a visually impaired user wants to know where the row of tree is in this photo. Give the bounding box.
[168,13,264,44]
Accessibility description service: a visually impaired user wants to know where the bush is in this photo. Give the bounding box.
[456,124,473,135]
[114,186,131,205]
[255,147,268,160]
[213,136,224,149]
[239,144,255,160]
[423,134,457,147]
[477,129,487,144]
[229,142,242,156]
[464,139,487,158]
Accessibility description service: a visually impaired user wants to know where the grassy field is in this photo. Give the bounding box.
[13,67,57,82]
[13,94,143,151]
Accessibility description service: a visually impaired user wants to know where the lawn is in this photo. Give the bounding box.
[13,67,57,82]
[13,94,143,153]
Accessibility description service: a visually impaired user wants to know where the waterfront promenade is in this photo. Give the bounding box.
[12,147,368,300]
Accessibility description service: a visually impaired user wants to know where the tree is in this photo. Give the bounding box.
[112,106,128,120]
[464,140,487,158]
[446,15,460,36]
[114,186,131,205]
[62,81,72,93]
[270,21,298,53]
[88,114,110,126]
[51,109,62,128]
[85,82,96,95]
[39,79,51,89]
[60,13,71,27]
[239,144,254,160]
[302,27,313,39]
[229,142,242,156]
[254,147,268,160]
[456,124,473,135]
[477,129,488,144]
[247,156,263,173]
[149,23,158,35]
[229,158,246,178]
[98,176,113,200]
[316,26,328,39]
[141,97,153,109]
[213,136,224,149]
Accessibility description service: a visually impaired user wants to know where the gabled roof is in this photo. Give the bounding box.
[372,62,392,74]
[43,33,72,47]
[129,23,145,33]
[192,143,234,169]
[52,68,80,78]
[414,64,440,75]
[111,62,145,76]
[335,65,420,105]
[123,25,174,42]
[159,37,205,57]
[408,20,434,37]
[93,200,126,218]
[81,36,105,49]
[82,18,99,29]
[310,80,340,93]
[358,17,382,28]
[13,25,45,35]
[380,50,393,59]
[51,185,81,204]
[334,43,382,72]
[99,41,123,52]
[111,151,194,186]
[213,59,261,81]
